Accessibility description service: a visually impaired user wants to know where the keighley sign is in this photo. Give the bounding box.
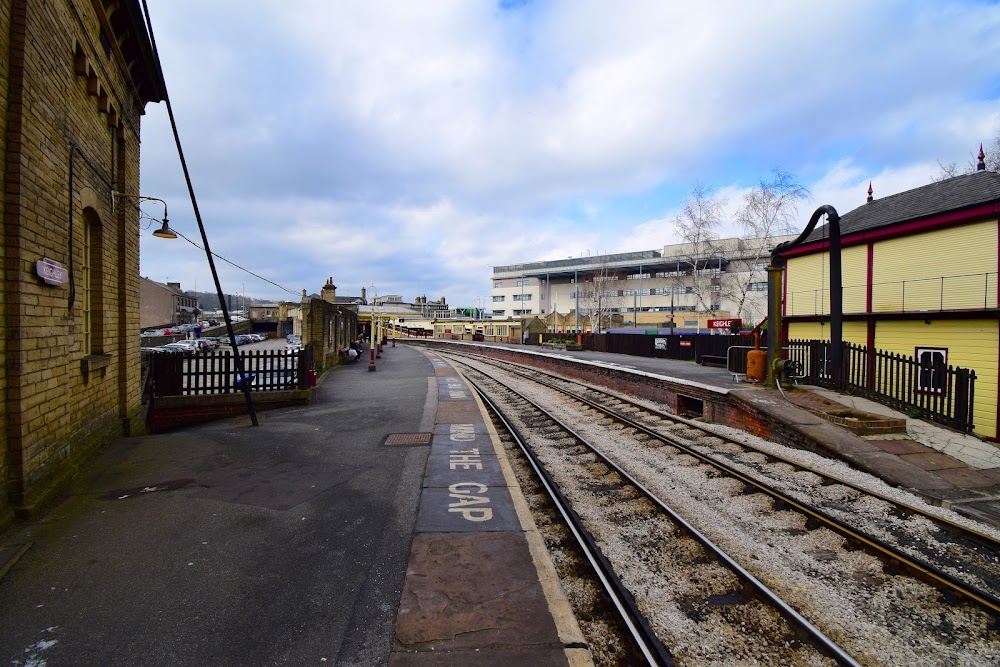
[35,257,68,286]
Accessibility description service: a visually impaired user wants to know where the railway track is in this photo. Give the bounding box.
[441,350,1000,666]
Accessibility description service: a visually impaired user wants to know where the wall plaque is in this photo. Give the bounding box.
[35,258,68,286]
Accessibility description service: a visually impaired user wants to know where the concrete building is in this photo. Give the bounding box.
[140,278,199,330]
[492,235,795,333]
[1,1,165,522]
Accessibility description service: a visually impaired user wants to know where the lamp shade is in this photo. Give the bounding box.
[152,219,177,239]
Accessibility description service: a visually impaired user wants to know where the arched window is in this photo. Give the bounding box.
[82,208,104,354]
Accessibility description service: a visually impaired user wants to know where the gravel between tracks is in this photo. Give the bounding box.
[459,355,1000,667]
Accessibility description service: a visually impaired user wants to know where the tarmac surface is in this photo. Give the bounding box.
[3,339,1000,665]
[0,343,435,666]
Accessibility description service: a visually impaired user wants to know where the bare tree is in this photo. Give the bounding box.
[726,169,809,323]
[669,182,726,322]
[933,136,1000,181]
[578,262,625,333]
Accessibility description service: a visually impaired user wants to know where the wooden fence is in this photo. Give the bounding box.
[146,345,313,397]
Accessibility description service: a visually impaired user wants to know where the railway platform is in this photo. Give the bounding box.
[0,343,588,666]
[1,340,998,665]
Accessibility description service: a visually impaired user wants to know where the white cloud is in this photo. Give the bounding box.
[139,0,1000,307]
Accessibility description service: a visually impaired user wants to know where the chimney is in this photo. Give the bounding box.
[361,287,367,303]
[167,282,181,290]
[978,143,986,171]
[321,277,337,304]
[866,181,873,203]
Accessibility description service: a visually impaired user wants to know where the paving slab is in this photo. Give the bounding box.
[934,466,1000,490]
[435,400,485,424]
[866,439,935,455]
[394,532,567,657]
[898,451,969,471]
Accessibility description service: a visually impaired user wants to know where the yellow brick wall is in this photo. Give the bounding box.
[785,245,868,316]
[0,0,12,523]
[2,0,152,514]
[872,222,998,311]
[875,320,997,439]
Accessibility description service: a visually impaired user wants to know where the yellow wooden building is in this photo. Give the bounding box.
[782,169,1000,439]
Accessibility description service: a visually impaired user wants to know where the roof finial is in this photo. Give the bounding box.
[978,143,986,171]
[866,181,873,203]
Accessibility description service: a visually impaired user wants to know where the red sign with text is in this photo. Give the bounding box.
[707,318,742,329]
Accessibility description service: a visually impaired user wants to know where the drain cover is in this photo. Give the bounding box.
[384,432,433,446]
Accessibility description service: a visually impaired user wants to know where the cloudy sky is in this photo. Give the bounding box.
[137,0,1000,308]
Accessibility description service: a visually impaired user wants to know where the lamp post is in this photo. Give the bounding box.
[368,285,377,371]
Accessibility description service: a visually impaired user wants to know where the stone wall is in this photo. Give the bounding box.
[1,1,161,524]
[0,0,15,528]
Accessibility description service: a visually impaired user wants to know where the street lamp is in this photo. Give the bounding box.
[368,285,377,372]
[112,191,177,239]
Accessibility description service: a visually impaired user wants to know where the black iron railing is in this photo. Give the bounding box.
[571,333,977,433]
[785,340,976,432]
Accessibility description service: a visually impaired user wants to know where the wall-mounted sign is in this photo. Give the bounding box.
[35,258,67,286]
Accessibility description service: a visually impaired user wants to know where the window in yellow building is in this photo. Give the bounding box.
[916,347,947,394]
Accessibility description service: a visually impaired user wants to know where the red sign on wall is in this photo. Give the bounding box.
[707,318,742,329]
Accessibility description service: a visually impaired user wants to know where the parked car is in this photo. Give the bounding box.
[191,339,216,352]
[151,345,186,355]
[162,341,199,357]
[243,360,298,390]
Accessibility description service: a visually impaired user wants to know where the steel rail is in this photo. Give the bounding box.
[462,353,1000,617]
[441,350,1000,555]
[462,365,862,667]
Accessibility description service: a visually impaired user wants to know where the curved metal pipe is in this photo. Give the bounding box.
[769,205,842,388]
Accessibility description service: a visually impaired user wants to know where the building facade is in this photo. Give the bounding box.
[1,1,164,522]
[140,278,199,330]
[782,170,1000,439]
[492,236,794,333]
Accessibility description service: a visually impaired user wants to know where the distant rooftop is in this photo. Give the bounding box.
[807,170,1000,242]
[494,250,662,276]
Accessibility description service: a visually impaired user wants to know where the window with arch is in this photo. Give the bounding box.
[82,208,105,355]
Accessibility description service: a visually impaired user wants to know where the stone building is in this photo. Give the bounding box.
[1,1,165,524]
[300,278,358,373]
[140,278,199,330]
